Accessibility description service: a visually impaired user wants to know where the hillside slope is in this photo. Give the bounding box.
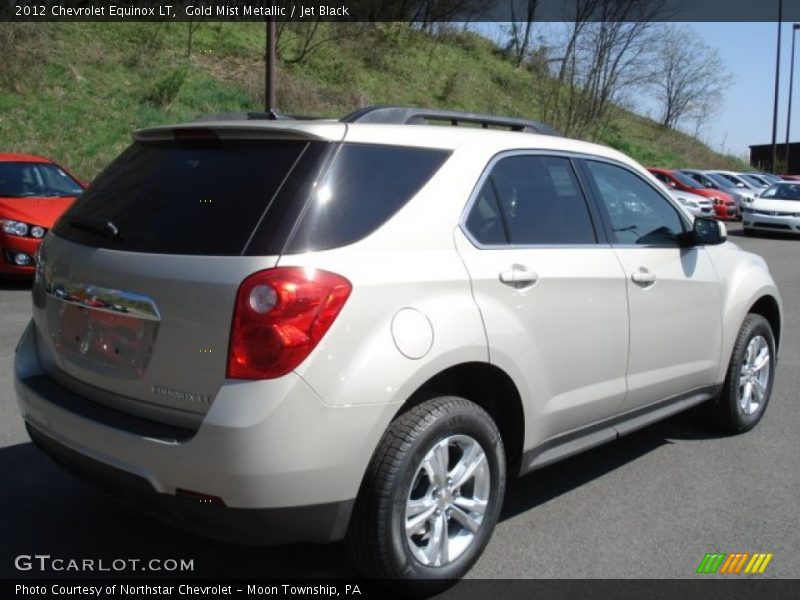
[0,22,748,179]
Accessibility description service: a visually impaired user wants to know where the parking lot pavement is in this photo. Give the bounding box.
[1,222,798,580]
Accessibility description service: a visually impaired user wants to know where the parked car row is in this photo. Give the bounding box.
[647,166,800,236]
[0,153,86,276]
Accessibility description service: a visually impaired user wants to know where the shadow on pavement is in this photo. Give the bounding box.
[501,408,724,520]
[0,277,32,291]
[0,441,355,580]
[1,409,725,580]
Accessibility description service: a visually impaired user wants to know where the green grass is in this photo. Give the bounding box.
[0,22,748,179]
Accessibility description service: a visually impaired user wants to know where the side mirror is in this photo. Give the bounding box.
[689,217,726,245]
[736,182,745,188]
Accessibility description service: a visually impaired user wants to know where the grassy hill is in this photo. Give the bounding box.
[0,22,749,180]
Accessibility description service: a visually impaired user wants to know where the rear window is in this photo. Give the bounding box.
[52,139,309,255]
[284,144,450,252]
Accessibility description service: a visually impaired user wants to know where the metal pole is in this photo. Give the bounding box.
[771,0,783,173]
[786,24,799,174]
[266,19,277,113]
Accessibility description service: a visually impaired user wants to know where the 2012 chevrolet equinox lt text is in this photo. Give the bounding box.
[14,107,781,592]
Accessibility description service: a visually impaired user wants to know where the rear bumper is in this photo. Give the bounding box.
[14,320,399,544]
[25,421,353,545]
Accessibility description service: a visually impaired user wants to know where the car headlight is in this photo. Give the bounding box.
[2,219,29,237]
[1,219,46,238]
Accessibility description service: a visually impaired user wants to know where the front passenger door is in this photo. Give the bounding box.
[582,160,722,412]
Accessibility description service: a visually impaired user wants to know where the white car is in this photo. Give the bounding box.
[656,181,714,218]
[14,106,782,592]
[743,181,800,236]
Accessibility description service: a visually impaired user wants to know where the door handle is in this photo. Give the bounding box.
[631,270,657,286]
[499,265,539,289]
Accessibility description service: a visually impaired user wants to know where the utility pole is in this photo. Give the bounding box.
[771,0,783,173]
[785,23,800,174]
[265,19,277,113]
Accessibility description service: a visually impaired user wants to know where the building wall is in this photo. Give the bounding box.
[749,143,800,174]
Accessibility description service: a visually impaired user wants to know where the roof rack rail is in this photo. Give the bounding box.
[341,106,561,136]
[193,110,320,122]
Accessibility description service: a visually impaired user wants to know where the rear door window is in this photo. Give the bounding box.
[464,155,597,245]
[53,139,310,255]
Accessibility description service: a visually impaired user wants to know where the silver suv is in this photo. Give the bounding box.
[14,107,781,591]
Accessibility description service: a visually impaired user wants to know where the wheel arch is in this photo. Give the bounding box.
[391,362,525,475]
[748,294,781,352]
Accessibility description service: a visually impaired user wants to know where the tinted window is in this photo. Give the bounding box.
[704,172,734,189]
[466,155,596,245]
[465,181,507,245]
[0,162,83,198]
[586,161,685,246]
[53,139,309,255]
[673,170,704,188]
[285,144,449,252]
[650,171,670,185]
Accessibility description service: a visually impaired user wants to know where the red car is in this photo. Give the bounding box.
[648,167,739,221]
[0,153,85,276]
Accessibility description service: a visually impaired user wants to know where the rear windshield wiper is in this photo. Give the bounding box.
[66,215,120,240]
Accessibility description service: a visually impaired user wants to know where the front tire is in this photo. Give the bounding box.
[710,314,776,433]
[345,396,506,594]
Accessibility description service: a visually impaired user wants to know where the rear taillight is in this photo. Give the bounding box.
[227,267,352,380]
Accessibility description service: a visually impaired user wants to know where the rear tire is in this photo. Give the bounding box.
[710,314,775,433]
[345,396,506,595]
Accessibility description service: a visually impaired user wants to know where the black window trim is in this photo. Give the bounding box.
[459,149,609,249]
[574,156,693,249]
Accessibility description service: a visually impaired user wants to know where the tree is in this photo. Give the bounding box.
[650,26,728,130]
[507,0,539,67]
[538,0,667,138]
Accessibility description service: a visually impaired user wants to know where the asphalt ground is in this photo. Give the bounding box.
[1,222,797,583]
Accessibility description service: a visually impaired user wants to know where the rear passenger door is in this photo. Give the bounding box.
[454,153,630,444]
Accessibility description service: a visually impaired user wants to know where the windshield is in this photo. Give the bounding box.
[671,170,701,188]
[741,174,768,187]
[724,173,758,189]
[760,183,800,201]
[0,161,83,198]
[704,172,735,188]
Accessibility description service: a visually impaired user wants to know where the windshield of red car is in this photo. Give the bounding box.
[0,161,83,198]
[671,171,701,188]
